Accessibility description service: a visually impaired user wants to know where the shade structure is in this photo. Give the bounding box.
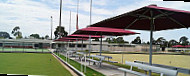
[68,34,105,57]
[54,37,88,42]
[68,34,105,39]
[74,27,138,56]
[172,45,184,48]
[90,5,190,30]
[74,27,138,36]
[60,37,88,40]
[185,45,190,48]
[89,4,190,76]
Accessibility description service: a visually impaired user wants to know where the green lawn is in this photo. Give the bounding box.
[0,53,72,76]
[0,47,49,52]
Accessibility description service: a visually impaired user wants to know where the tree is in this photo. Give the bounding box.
[11,26,22,39]
[116,37,125,43]
[30,34,40,39]
[45,35,49,39]
[54,26,68,39]
[0,32,10,39]
[131,36,141,44]
[179,36,189,46]
[156,37,167,47]
[168,39,178,47]
[146,38,156,45]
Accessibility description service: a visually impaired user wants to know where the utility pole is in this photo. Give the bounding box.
[59,0,62,38]
[69,11,71,35]
[50,16,53,40]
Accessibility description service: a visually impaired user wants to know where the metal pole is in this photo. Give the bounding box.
[100,32,102,56]
[59,0,62,38]
[69,11,71,35]
[89,0,92,25]
[76,39,78,51]
[88,35,91,65]
[149,10,154,76]
[51,16,53,40]
[85,53,86,73]
[81,38,83,51]
[89,35,91,56]
[76,0,79,30]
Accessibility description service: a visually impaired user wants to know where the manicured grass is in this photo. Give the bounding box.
[0,53,72,76]
[0,48,49,52]
[56,53,105,76]
[92,53,190,76]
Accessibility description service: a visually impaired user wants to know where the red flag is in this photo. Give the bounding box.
[76,14,79,30]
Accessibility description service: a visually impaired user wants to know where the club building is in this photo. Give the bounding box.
[0,39,160,52]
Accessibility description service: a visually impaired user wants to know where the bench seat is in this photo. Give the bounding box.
[118,68,147,76]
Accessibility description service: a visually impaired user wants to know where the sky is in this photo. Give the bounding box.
[0,0,190,43]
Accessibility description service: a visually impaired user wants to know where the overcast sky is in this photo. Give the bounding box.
[0,0,190,42]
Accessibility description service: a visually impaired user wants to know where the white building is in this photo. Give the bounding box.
[53,41,160,52]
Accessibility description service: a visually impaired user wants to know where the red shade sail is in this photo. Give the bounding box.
[172,45,184,48]
[74,27,139,36]
[185,45,190,48]
[54,39,77,42]
[90,5,190,31]
[88,4,190,74]
[68,34,104,38]
[61,37,88,40]
[54,37,88,42]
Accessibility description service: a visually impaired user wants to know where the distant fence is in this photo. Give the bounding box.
[134,61,190,75]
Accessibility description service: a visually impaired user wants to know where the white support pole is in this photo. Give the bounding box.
[85,54,86,73]
[81,56,83,72]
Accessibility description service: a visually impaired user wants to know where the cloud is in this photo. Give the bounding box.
[0,0,189,42]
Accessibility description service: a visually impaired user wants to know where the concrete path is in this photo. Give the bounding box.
[61,53,137,76]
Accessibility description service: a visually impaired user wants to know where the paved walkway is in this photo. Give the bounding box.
[61,53,137,76]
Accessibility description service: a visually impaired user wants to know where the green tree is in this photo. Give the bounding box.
[45,35,49,39]
[0,32,10,39]
[168,39,178,47]
[116,37,125,43]
[131,36,141,44]
[156,37,167,47]
[54,26,68,39]
[11,26,22,39]
[30,34,40,39]
[179,36,189,46]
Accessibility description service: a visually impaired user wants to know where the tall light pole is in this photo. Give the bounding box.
[90,0,92,26]
[59,0,62,38]
[69,11,71,35]
[76,0,79,30]
[51,16,53,40]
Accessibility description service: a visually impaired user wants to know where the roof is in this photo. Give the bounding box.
[74,27,139,36]
[90,4,190,31]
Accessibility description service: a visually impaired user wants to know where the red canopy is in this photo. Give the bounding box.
[88,4,190,73]
[61,37,88,40]
[54,37,88,42]
[54,39,77,42]
[68,34,104,38]
[90,4,190,31]
[185,45,190,48]
[74,27,138,36]
[172,45,184,48]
